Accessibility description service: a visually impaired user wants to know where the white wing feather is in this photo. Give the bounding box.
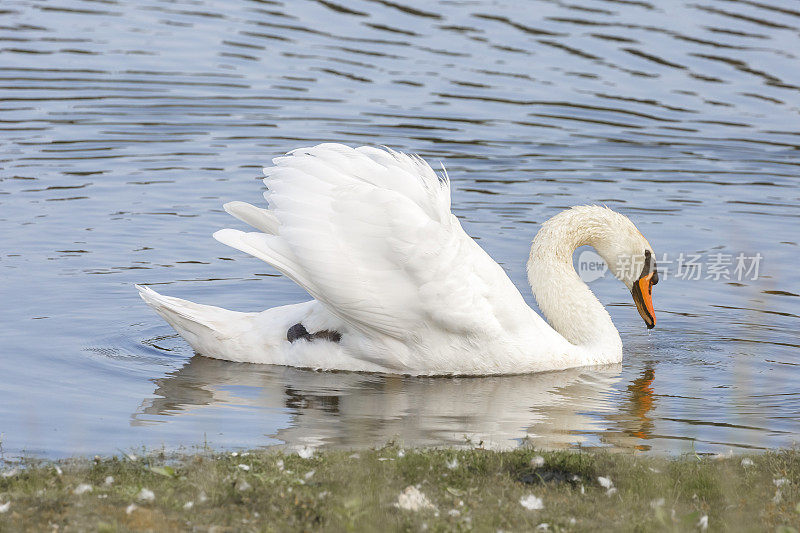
[223,201,279,235]
[214,144,524,341]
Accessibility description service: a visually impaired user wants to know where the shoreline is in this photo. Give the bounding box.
[1,445,798,531]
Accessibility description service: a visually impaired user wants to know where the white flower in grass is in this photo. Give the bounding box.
[774,478,789,487]
[535,524,549,531]
[446,458,459,470]
[125,503,137,515]
[73,483,92,495]
[772,490,782,504]
[0,501,10,514]
[136,488,155,502]
[530,455,545,468]
[448,509,461,517]
[597,476,613,489]
[54,466,63,476]
[697,515,708,531]
[276,459,284,471]
[297,447,314,459]
[183,501,194,510]
[650,498,665,509]
[104,476,114,486]
[395,486,436,512]
[238,464,250,471]
[741,458,754,467]
[519,494,544,510]
[304,470,315,480]
[397,449,406,458]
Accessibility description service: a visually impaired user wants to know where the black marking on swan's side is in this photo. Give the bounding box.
[287,323,342,343]
[287,323,310,342]
[313,329,342,342]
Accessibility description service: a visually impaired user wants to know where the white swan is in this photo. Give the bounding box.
[138,143,658,376]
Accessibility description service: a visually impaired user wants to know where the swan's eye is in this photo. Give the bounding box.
[642,250,658,285]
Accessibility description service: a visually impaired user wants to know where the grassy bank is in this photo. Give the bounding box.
[1,445,799,532]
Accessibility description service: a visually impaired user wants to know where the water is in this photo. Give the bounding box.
[1,0,799,458]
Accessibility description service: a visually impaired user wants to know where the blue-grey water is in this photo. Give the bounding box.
[1,0,799,459]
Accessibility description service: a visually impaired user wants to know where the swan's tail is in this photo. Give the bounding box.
[136,285,250,357]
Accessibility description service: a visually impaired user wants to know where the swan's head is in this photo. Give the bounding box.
[530,205,659,330]
[590,209,659,329]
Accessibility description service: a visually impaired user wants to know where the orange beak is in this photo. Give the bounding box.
[631,272,656,329]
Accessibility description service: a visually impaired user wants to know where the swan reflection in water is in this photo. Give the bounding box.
[131,355,662,450]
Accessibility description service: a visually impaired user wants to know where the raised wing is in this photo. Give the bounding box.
[214,144,526,340]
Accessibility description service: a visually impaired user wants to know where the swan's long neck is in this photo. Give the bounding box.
[526,208,622,357]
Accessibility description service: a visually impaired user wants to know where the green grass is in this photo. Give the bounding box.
[1,445,799,532]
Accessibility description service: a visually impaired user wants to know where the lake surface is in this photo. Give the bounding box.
[1,0,799,459]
